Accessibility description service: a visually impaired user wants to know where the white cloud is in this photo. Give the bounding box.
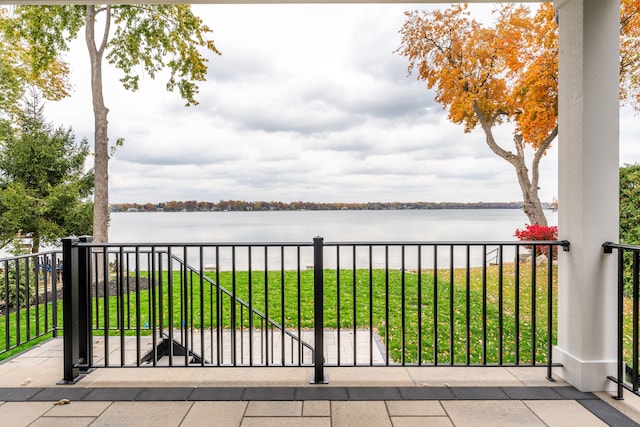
[41,3,610,205]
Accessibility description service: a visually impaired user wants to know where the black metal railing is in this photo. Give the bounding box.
[603,241,640,399]
[59,237,569,384]
[0,250,62,359]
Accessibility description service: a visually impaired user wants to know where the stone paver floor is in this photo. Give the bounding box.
[1,338,640,426]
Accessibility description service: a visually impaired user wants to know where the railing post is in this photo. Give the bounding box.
[311,236,328,384]
[60,237,80,384]
[78,236,93,372]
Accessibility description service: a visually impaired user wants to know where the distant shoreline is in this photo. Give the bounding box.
[111,201,555,213]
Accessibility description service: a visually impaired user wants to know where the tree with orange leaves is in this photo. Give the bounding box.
[400,2,640,226]
[398,3,558,225]
[621,0,640,109]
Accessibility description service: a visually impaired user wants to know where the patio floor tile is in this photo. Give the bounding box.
[83,387,143,401]
[295,386,349,400]
[0,387,42,401]
[30,387,92,402]
[89,401,192,427]
[347,386,402,400]
[450,386,510,400]
[242,386,296,400]
[331,401,392,427]
[579,399,640,427]
[136,387,193,401]
[389,416,453,427]
[501,386,564,400]
[29,416,96,426]
[385,400,446,416]
[303,400,330,416]
[43,401,111,417]
[0,401,57,426]
[189,387,245,400]
[442,400,545,426]
[181,401,247,426]
[245,401,302,416]
[525,400,609,426]
[398,386,456,400]
[240,417,330,427]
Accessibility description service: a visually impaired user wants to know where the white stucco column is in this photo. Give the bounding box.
[553,0,620,391]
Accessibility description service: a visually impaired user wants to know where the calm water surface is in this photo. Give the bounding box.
[109,209,557,243]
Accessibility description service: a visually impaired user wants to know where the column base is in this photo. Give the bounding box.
[553,346,617,392]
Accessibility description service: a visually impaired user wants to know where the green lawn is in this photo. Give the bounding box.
[80,264,557,365]
[0,300,60,361]
[1,264,558,365]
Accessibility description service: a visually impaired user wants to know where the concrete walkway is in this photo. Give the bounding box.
[1,338,640,426]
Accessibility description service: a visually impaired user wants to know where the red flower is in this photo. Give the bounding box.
[514,224,558,257]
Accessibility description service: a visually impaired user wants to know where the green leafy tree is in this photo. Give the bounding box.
[8,5,221,242]
[619,164,640,296]
[620,164,640,245]
[0,7,72,119]
[0,91,93,253]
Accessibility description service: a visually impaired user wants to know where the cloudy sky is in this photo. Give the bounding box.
[43,3,640,205]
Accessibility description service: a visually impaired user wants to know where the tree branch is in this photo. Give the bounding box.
[97,5,110,57]
[473,100,517,164]
[531,125,558,191]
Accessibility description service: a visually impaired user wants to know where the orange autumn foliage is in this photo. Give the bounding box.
[398,2,640,226]
[398,3,558,151]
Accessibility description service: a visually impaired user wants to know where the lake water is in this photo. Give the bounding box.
[109,209,557,243]
[106,209,558,270]
[1,210,558,268]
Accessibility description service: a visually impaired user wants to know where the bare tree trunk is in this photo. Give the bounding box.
[85,5,111,243]
[473,101,555,226]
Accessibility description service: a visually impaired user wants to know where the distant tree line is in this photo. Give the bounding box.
[110,200,550,213]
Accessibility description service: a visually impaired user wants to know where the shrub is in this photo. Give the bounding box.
[514,224,558,258]
[620,164,640,296]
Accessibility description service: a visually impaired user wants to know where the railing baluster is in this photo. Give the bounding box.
[617,246,625,399]
[482,245,487,365]
[167,247,174,366]
[311,236,327,383]
[401,245,406,365]
[633,251,639,392]
[547,244,555,381]
[433,245,438,365]
[385,245,390,366]
[449,245,454,366]
[418,245,423,366]
[150,247,157,366]
[514,245,520,365]
[465,245,470,365]
[103,247,109,366]
[498,244,504,366]
[248,246,253,366]
[368,245,373,366]
[531,246,538,365]
[336,245,341,366]
[297,246,302,365]
[281,246,285,366]
[52,253,59,338]
[135,247,141,366]
[264,246,269,366]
